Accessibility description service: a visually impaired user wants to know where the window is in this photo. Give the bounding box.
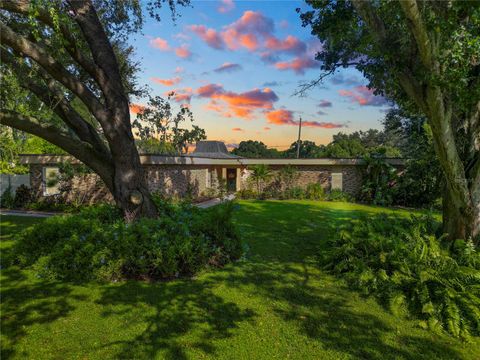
[331,172,343,191]
[43,167,60,196]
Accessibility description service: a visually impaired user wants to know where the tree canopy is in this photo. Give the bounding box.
[0,0,190,219]
[298,0,479,240]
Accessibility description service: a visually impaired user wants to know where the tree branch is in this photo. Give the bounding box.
[1,48,110,157]
[399,0,434,68]
[0,110,114,191]
[0,0,101,82]
[0,21,109,126]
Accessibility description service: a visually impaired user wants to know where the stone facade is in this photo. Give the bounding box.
[22,155,404,203]
[239,165,364,195]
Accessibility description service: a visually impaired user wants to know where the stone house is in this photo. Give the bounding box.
[19,141,404,203]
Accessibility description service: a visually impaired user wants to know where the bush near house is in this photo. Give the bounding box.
[321,213,480,339]
[13,201,243,282]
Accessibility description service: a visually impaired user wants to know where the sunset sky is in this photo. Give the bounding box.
[129,0,391,150]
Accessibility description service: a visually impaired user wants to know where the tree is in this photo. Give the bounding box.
[248,164,272,194]
[232,140,281,158]
[299,1,480,240]
[132,94,206,154]
[0,0,190,220]
[283,140,323,158]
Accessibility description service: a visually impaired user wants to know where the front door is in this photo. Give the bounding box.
[226,168,237,192]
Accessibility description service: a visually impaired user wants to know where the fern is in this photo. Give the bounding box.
[320,213,480,339]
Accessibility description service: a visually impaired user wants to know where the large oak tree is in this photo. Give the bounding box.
[299,0,480,240]
[0,0,189,219]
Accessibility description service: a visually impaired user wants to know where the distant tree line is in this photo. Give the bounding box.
[232,109,420,159]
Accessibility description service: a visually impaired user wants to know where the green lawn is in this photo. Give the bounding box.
[1,201,479,359]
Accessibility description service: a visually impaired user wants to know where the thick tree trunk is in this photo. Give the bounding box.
[109,141,157,220]
[442,183,480,242]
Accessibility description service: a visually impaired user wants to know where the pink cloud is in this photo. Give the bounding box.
[214,62,242,73]
[218,0,235,13]
[232,127,244,132]
[167,88,193,104]
[150,76,182,86]
[264,127,271,131]
[149,37,170,51]
[188,25,225,49]
[265,109,344,128]
[175,45,192,59]
[338,86,388,106]
[198,84,279,119]
[197,83,225,97]
[274,56,317,75]
[265,35,306,55]
[174,66,184,74]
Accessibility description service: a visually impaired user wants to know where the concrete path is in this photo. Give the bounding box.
[0,209,62,218]
[195,194,235,209]
[0,195,235,218]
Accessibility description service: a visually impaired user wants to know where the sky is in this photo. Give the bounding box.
[128,0,391,150]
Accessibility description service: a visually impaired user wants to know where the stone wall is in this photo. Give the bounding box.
[28,162,367,203]
[240,165,364,196]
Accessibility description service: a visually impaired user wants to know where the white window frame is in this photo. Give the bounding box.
[43,167,60,196]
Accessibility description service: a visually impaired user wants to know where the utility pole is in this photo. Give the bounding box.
[296,116,302,159]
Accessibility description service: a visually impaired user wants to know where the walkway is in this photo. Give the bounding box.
[0,195,235,218]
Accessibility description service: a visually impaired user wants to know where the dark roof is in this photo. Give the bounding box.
[189,141,241,159]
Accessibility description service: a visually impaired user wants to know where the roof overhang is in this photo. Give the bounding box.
[19,154,405,166]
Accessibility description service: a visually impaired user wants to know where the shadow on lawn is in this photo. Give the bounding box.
[0,268,85,359]
[95,279,255,359]
[213,201,463,360]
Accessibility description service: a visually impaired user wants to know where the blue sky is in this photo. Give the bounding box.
[128,0,390,149]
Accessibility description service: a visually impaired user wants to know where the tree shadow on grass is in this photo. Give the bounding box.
[0,267,85,359]
[94,278,255,359]
[215,201,467,359]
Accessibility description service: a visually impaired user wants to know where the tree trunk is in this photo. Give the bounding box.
[108,126,157,220]
[442,183,480,242]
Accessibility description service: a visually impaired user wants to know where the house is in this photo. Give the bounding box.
[19,141,404,203]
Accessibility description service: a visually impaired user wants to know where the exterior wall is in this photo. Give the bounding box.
[239,165,364,196]
[0,174,30,194]
[26,161,381,203]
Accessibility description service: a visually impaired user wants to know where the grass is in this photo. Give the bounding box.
[1,201,479,360]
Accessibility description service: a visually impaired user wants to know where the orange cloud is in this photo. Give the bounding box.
[239,33,258,50]
[264,127,271,131]
[175,45,192,59]
[232,127,244,132]
[199,84,279,119]
[167,87,193,103]
[129,103,145,115]
[149,37,170,51]
[150,76,181,86]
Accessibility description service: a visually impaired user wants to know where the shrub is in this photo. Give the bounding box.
[360,153,398,206]
[283,186,306,200]
[321,214,480,339]
[327,189,352,202]
[14,201,242,282]
[13,185,33,208]
[0,185,14,208]
[236,188,257,199]
[305,183,325,200]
